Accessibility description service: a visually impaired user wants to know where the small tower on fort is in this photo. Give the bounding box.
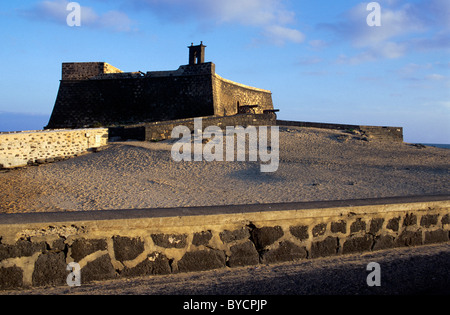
[188,42,206,65]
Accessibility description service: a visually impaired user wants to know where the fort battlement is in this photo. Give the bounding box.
[62,62,123,81]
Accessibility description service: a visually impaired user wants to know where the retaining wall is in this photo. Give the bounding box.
[277,120,404,142]
[0,195,448,290]
[109,113,277,142]
[0,128,109,169]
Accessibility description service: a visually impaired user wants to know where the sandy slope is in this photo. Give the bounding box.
[0,127,449,213]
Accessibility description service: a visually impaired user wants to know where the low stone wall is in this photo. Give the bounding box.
[0,128,109,169]
[0,195,448,290]
[110,113,277,142]
[277,120,404,142]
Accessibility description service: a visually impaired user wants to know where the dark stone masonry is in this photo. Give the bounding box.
[1,200,449,290]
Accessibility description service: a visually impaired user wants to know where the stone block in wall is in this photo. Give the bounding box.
[420,214,439,228]
[386,217,400,232]
[70,238,107,262]
[81,254,117,283]
[342,235,373,255]
[192,231,213,246]
[395,230,422,247]
[312,223,327,237]
[121,252,171,277]
[0,267,23,290]
[424,230,449,245]
[32,252,67,287]
[228,241,260,268]
[50,238,66,252]
[113,236,145,262]
[350,219,366,234]
[442,214,450,226]
[220,228,251,243]
[403,213,417,227]
[372,235,395,251]
[310,237,339,258]
[0,240,46,261]
[251,226,284,250]
[151,233,187,249]
[260,241,307,264]
[369,218,384,235]
[331,220,347,234]
[289,225,309,241]
[178,250,226,273]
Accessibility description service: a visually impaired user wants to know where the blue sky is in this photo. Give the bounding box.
[0,0,449,143]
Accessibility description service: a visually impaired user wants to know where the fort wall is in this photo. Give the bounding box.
[47,64,217,129]
[0,128,108,169]
[277,120,404,142]
[109,113,277,142]
[46,61,274,129]
[213,74,274,116]
[109,116,402,143]
[0,195,448,290]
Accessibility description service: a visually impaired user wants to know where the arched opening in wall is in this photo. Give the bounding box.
[193,51,198,64]
[236,101,240,115]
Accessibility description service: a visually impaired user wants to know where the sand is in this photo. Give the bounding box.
[0,126,449,214]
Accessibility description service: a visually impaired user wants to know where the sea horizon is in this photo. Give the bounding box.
[421,143,450,149]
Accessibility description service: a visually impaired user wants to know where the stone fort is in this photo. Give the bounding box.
[1,42,403,169]
[46,42,276,129]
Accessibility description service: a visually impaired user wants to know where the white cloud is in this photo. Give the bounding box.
[131,0,303,44]
[20,0,136,32]
[133,0,293,26]
[344,2,426,47]
[322,0,450,63]
[95,10,135,32]
[408,31,450,52]
[208,0,295,26]
[335,41,406,65]
[397,63,433,78]
[372,41,407,59]
[308,39,328,50]
[20,0,68,23]
[437,101,450,110]
[425,74,446,81]
[263,25,305,45]
[297,57,322,65]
